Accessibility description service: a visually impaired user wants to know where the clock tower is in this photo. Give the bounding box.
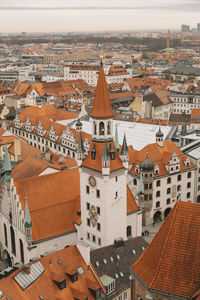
[76,63,128,248]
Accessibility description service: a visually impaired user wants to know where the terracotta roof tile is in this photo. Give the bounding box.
[90,67,114,119]
[131,201,200,298]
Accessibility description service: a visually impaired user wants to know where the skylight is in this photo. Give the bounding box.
[110,256,114,262]
[96,261,99,267]
[120,272,124,277]
[116,254,120,260]
[77,266,84,275]
[103,259,107,264]
[142,246,145,251]
[115,274,119,279]
[132,249,136,255]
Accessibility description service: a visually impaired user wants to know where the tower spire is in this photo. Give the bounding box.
[76,133,85,166]
[121,134,128,155]
[4,143,12,182]
[90,64,113,120]
[25,198,32,228]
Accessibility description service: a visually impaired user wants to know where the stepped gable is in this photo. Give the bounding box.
[90,67,114,119]
[131,201,200,298]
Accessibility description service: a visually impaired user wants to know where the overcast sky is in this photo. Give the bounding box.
[0,0,200,33]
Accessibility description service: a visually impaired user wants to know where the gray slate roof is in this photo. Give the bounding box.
[90,237,148,298]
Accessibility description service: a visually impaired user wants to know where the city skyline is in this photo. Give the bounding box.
[0,0,200,33]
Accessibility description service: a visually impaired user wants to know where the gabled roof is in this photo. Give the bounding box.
[14,168,80,242]
[131,201,200,299]
[90,67,114,119]
[0,245,105,299]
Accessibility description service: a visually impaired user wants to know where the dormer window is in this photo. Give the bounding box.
[67,272,78,283]
[154,166,159,175]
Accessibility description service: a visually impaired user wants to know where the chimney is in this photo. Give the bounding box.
[24,264,31,275]
[14,139,22,162]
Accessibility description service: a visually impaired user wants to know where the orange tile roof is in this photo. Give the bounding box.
[0,245,105,299]
[14,168,80,242]
[130,140,195,177]
[191,109,200,123]
[131,201,200,298]
[90,67,114,119]
[108,65,129,76]
[127,185,139,214]
[8,139,43,160]
[82,141,124,173]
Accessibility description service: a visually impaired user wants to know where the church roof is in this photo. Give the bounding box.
[131,201,200,299]
[90,67,114,119]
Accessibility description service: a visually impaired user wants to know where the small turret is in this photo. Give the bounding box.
[120,134,129,170]
[114,124,120,153]
[102,142,110,175]
[137,170,144,211]
[76,133,85,166]
[156,127,164,147]
[76,119,82,131]
[24,198,32,246]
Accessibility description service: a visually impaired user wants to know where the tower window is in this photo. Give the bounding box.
[97,223,101,231]
[156,201,160,208]
[86,185,90,194]
[156,191,160,197]
[87,218,90,226]
[97,207,100,215]
[92,235,96,243]
[156,180,161,187]
[86,202,90,210]
[167,177,171,184]
[99,122,105,135]
[115,191,118,198]
[96,189,100,198]
[107,121,111,135]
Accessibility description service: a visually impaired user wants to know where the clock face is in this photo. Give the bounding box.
[89,205,98,227]
[88,176,96,187]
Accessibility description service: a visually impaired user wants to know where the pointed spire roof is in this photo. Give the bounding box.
[121,134,128,155]
[77,133,84,153]
[25,198,32,228]
[4,144,11,172]
[139,171,144,194]
[102,142,109,161]
[91,65,114,119]
[114,124,120,150]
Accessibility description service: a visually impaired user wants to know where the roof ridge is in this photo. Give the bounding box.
[149,201,180,288]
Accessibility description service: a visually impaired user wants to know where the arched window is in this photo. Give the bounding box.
[127,226,132,237]
[10,226,16,256]
[133,179,137,186]
[107,121,111,135]
[187,192,190,199]
[19,239,24,264]
[156,201,160,208]
[93,121,97,135]
[99,122,104,136]
[4,224,7,247]
[187,172,191,179]
[177,185,181,191]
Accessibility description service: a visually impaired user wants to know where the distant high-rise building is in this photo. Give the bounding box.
[197,23,200,33]
[181,24,190,33]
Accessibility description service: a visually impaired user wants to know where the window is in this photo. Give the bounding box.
[149,183,152,189]
[177,174,182,181]
[97,223,101,231]
[144,184,148,190]
[87,232,90,240]
[103,259,107,264]
[87,202,90,210]
[92,235,96,243]
[166,198,170,205]
[110,256,114,262]
[99,122,105,135]
[97,207,100,215]
[156,201,160,208]
[167,188,171,194]
[156,191,160,197]
[96,261,99,266]
[149,194,152,200]
[115,176,118,182]
[156,180,160,187]
[167,177,171,184]
[144,194,148,200]
[98,238,101,246]
[86,185,90,194]
[177,185,181,191]
[124,292,128,299]
[87,218,90,226]
[77,266,84,275]
[187,172,191,179]
[127,226,132,237]
[187,192,190,199]
[116,254,120,260]
[96,189,100,198]
[133,178,137,186]
[115,191,118,198]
